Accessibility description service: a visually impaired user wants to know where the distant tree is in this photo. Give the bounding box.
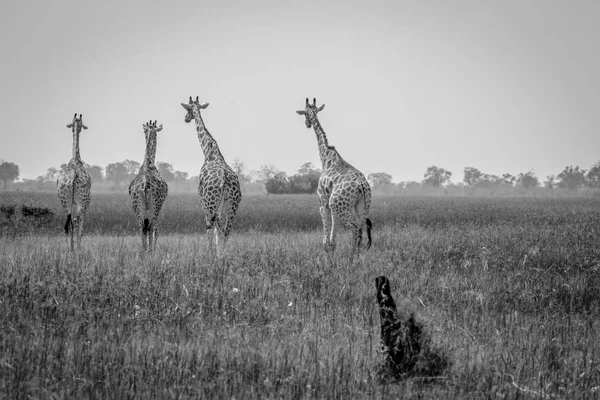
[123,159,141,177]
[422,166,452,187]
[463,167,483,187]
[45,167,59,182]
[543,175,555,189]
[256,164,280,183]
[586,161,600,188]
[0,161,19,188]
[265,171,290,194]
[232,158,251,183]
[297,162,320,176]
[174,171,189,181]
[556,165,587,190]
[156,161,175,181]
[368,172,393,188]
[85,164,104,181]
[105,162,130,186]
[288,162,320,194]
[516,171,539,189]
[500,173,516,186]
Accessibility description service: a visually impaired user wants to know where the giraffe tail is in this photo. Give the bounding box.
[65,173,77,234]
[365,218,373,250]
[64,214,72,234]
[142,175,151,234]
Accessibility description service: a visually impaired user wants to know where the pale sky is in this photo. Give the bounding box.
[1,0,599,183]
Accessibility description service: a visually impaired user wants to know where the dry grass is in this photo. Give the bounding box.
[1,193,600,398]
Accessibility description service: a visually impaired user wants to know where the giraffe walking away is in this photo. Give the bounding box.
[129,120,168,252]
[296,98,372,265]
[57,113,92,252]
[181,96,242,258]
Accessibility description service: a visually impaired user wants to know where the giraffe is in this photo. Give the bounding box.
[296,98,372,265]
[57,113,92,252]
[128,120,169,252]
[181,96,242,258]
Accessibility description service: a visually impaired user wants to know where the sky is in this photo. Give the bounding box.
[1,0,600,184]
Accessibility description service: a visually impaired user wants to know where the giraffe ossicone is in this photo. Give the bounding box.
[128,119,168,252]
[181,96,242,259]
[57,113,92,252]
[296,97,373,265]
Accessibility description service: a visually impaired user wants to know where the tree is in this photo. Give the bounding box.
[0,161,19,188]
[463,167,483,187]
[422,166,452,187]
[543,175,555,189]
[265,171,290,194]
[123,159,141,177]
[500,173,516,186]
[586,161,600,188]
[516,171,539,189]
[368,172,393,188]
[232,158,251,183]
[288,162,320,194]
[556,165,587,190]
[45,167,59,182]
[105,162,130,186]
[156,161,175,181]
[174,171,189,181]
[298,162,320,176]
[256,164,280,183]
[85,164,104,181]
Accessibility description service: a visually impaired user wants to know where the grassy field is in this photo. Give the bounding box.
[1,192,600,398]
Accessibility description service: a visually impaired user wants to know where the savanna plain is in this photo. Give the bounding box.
[1,192,600,399]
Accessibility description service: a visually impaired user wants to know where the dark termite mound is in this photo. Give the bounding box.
[375,275,449,380]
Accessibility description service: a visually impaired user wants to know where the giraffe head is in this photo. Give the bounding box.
[296,98,325,128]
[181,96,209,123]
[66,113,88,133]
[142,119,163,139]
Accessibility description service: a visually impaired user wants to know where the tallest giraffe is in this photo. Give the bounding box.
[181,96,242,258]
[297,98,372,265]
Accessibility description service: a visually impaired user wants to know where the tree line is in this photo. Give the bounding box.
[1,157,600,196]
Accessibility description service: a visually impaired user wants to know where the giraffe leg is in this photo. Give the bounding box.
[319,205,333,253]
[148,222,156,252]
[140,225,148,252]
[205,214,216,258]
[349,224,362,265]
[77,212,85,250]
[215,197,236,258]
[150,220,159,252]
[70,207,78,252]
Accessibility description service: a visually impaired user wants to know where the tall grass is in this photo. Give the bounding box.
[1,193,600,398]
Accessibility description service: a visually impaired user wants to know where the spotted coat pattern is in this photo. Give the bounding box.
[57,113,92,252]
[128,121,168,252]
[181,97,242,257]
[297,98,372,265]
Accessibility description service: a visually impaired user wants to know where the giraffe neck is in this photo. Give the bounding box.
[309,116,335,168]
[72,129,81,161]
[142,132,157,168]
[192,108,224,160]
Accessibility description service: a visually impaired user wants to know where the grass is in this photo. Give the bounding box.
[1,192,600,398]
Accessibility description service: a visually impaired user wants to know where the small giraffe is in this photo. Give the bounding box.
[128,120,169,252]
[296,98,373,265]
[57,113,92,252]
[181,96,242,258]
